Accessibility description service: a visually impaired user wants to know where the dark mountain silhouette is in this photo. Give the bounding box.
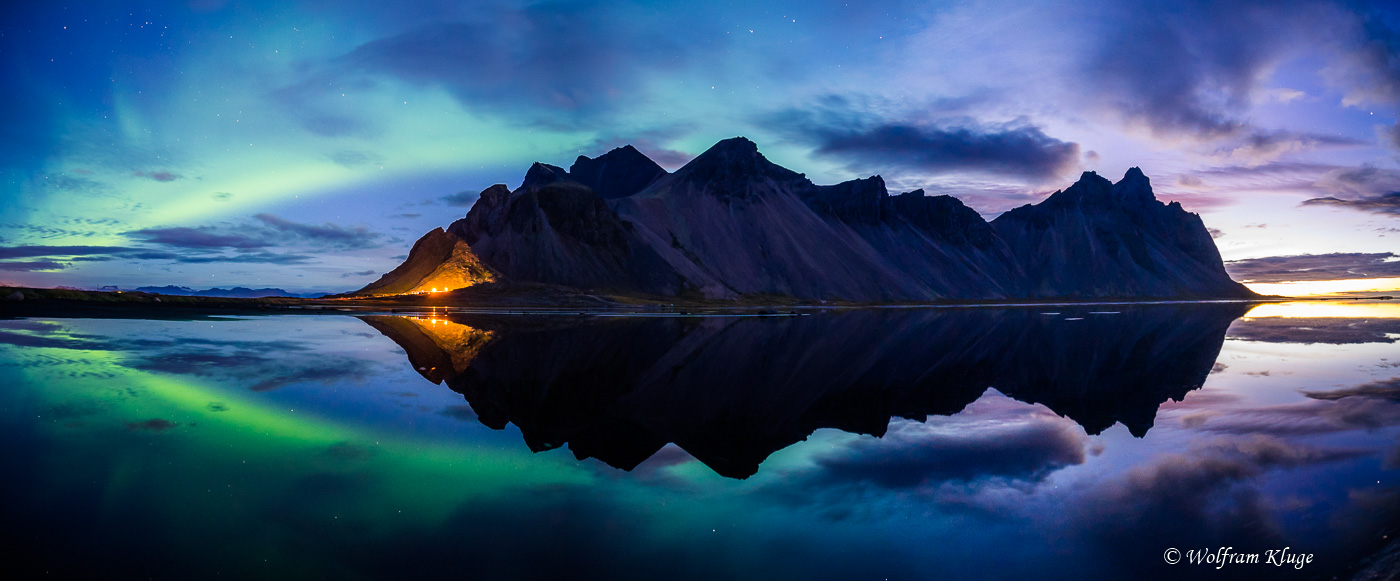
[991,168,1245,298]
[442,176,684,295]
[567,144,667,199]
[362,302,1249,478]
[359,138,1254,301]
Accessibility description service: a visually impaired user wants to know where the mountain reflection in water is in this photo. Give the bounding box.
[363,303,1249,478]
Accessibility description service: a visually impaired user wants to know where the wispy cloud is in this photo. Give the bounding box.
[0,213,383,270]
[1084,1,1322,139]
[0,260,66,271]
[760,395,1090,506]
[133,170,181,182]
[1304,377,1400,401]
[1302,192,1400,215]
[807,413,1087,490]
[768,98,1081,182]
[116,214,384,266]
[253,213,382,249]
[0,244,315,269]
[126,226,271,249]
[1212,130,1366,163]
[0,245,142,259]
[328,150,383,168]
[1227,317,1400,345]
[439,191,478,207]
[1226,252,1400,282]
[1062,434,1365,573]
[275,1,710,134]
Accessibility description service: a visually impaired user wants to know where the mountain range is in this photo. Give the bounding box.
[358,138,1254,301]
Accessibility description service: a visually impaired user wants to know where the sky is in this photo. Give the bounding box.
[2,0,1399,294]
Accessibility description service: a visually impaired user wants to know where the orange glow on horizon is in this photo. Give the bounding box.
[1243,277,1400,298]
[1242,301,1400,319]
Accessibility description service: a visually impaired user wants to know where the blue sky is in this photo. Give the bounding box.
[3,0,1400,293]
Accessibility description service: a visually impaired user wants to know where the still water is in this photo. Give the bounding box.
[2,302,1398,579]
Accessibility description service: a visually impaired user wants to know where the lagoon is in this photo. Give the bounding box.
[2,302,1398,579]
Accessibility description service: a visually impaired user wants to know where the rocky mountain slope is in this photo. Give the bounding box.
[355,227,496,295]
[991,168,1246,298]
[358,138,1254,301]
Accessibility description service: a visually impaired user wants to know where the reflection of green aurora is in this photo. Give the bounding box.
[1,324,620,575]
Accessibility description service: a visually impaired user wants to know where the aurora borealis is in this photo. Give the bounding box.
[3,1,1400,293]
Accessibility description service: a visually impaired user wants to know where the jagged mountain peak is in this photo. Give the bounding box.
[706,136,759,155]
[890,190,998,247]
[671,136,806,188]
[990,164,1251,298]
[803,175,890,224]
[853,174,886,188]
[520,162,570,191]
[569,144,667,199]
[1037,169,1157,210]
[479,183,511,200]
[1112,166,1157,207]
[1072,170,1114,189]
[814,174,886,198]
[581,143,644,161]
[682,137,761,170]
[1121,166,1149,183]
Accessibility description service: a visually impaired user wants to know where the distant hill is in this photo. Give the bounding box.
[131,286,328,298]
[360,138,1255,301]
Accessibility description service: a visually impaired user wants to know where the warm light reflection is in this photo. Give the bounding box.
[394,315,495,375]
[1242,301,1400,319]
[1244,277,1400,297]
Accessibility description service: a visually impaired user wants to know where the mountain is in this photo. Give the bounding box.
[990,168,1247,298]
[611,137,1023,299]
[356,227,496,295]
[566,144,667,199]
[131,286,323,298]
[440,151,685,295]
[361,138,1254,301]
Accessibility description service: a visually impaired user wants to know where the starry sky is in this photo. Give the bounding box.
[3,0,1400,294]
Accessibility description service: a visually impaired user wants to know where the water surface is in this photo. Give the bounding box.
[2,302,1398,579]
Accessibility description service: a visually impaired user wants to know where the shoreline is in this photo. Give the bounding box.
[0,284,1371,319]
